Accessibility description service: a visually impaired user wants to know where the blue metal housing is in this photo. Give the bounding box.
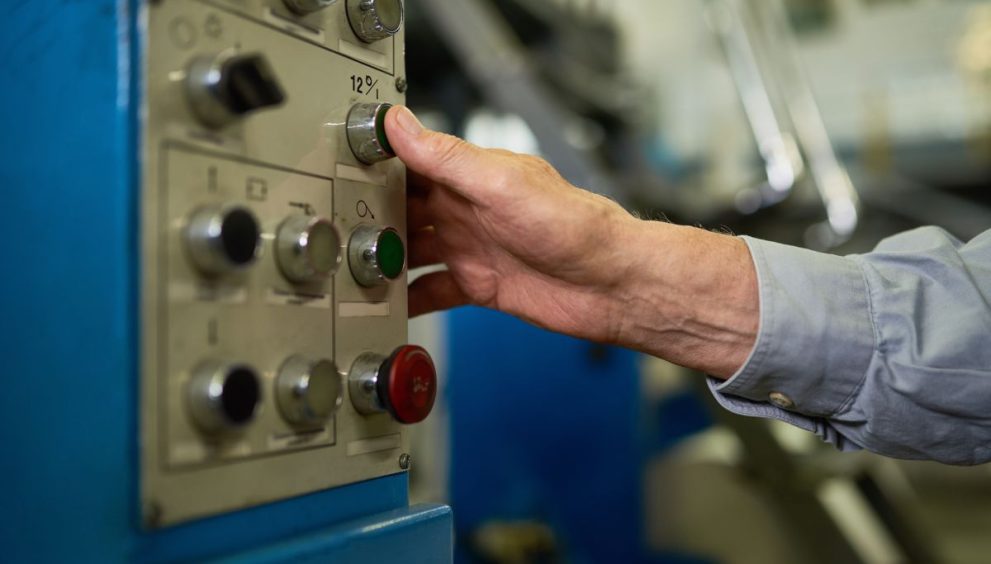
[0,2,451,562]
[445,308,710,564]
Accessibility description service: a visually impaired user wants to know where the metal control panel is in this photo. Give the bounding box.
[140,0,435,526]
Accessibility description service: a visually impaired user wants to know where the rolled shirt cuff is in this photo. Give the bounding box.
[711,236,876,418]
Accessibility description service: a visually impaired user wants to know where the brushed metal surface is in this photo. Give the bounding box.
[141,0,408,526]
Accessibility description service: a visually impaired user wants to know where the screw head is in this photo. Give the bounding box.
[399,452,411,470]
[395,76,408,93]
[144,501,164,528]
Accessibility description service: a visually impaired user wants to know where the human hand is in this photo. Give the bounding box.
[385,106,758,376]
[385,106,640,345]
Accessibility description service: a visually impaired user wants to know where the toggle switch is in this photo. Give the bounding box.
[184,204,262,276]
[348,224,405,287]
[276,215,342,283]
[348,345,437,424]
[284,0,338,15]
[347,0,404,43]
[346,102,395,165]
[186,51,286,129]
[186,361,262,434]
[276,356,344,427]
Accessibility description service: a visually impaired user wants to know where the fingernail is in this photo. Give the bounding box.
[395,106,424,136]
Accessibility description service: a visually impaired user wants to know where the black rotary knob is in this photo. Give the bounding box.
[186,52,286,129]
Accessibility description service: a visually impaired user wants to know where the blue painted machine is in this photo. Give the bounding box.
[0,1,451,561]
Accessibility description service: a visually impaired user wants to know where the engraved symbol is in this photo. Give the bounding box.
[289,202,316,216]
[169,17,197,49]
[204,14,224,39]
[356,200,375,219]
[413,375,430,394]
[247,177,268,201]
[207,166,219,193]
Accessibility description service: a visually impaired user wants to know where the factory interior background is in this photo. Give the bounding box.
[2,0,989,563]
[404,1,990,563]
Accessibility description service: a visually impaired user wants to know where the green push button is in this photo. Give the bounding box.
[374,103,395,157]
[376,229,405,280]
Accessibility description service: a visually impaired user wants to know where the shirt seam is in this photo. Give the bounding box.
[717,237,772,395]
[831,256,879,416]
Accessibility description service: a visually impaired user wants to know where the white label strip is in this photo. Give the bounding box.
[171,281,249,305]
[339,301,391,318]
[335,163,387,186]
[267,425,331,450]
[337,39,389,68]
[263,7,326,42]
[347,433,401,456]
[266,288,333,309]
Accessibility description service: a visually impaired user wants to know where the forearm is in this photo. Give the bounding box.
[610,219,759,377]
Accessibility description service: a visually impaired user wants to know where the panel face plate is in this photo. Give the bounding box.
[141,0,408,526]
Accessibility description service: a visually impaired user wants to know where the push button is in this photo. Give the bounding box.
[348,345,437,424]
[276,356,343,427]
[348,225,405,287]
[276,215,342,283]
[184,204,262,276]
[186,361,262,434]
[346,102,395,165]
[347,0,404,43]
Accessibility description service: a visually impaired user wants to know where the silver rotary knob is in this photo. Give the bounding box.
[346,102,395,165]
[348,225,406,287]
[346,0,404,43]
[284,0,338,15]
[186,361,262,435]
[184,204,262,276]
[276,215,342,283]
[276,356,344,427]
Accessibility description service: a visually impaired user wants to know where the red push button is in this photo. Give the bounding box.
[378,345,437,424]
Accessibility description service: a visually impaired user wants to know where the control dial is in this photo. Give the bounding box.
[186,361,262,434]
[348,224,405,287]
[346,102,395,165]
[347,0,404,43]
[186,51,286,129]
[284,0,338,15]
[276,215,342,283]
[276,356,344,427]
[349,345,437,424]
[185,204,262,276]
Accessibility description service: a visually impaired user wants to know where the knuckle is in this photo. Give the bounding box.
[524,155,559,177]
[428,133,471,168]
[493,166,524,194]
[493,155,555,193]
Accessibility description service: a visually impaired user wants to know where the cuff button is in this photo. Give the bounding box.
[768,392,795,410]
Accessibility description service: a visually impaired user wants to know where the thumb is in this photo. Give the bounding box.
[385,105,504,201]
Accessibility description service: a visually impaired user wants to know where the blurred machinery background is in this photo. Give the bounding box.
[2,0,989,563]
[404,0,991,563]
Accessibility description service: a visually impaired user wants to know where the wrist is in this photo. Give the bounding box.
[608,219,759,377]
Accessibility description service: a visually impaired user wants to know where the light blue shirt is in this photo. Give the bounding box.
[710,226,991,465]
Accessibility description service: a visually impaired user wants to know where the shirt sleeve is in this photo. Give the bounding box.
[710,226,991,465]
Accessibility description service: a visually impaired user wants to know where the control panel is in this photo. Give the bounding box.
[140,0,435,527]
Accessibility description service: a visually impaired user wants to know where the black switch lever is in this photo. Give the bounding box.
[186,52,287,129]
[221,54,286,116]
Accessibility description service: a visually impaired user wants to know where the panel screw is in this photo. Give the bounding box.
[395,77,408,93]
[399,452,411,470]
[144,501,163,528]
